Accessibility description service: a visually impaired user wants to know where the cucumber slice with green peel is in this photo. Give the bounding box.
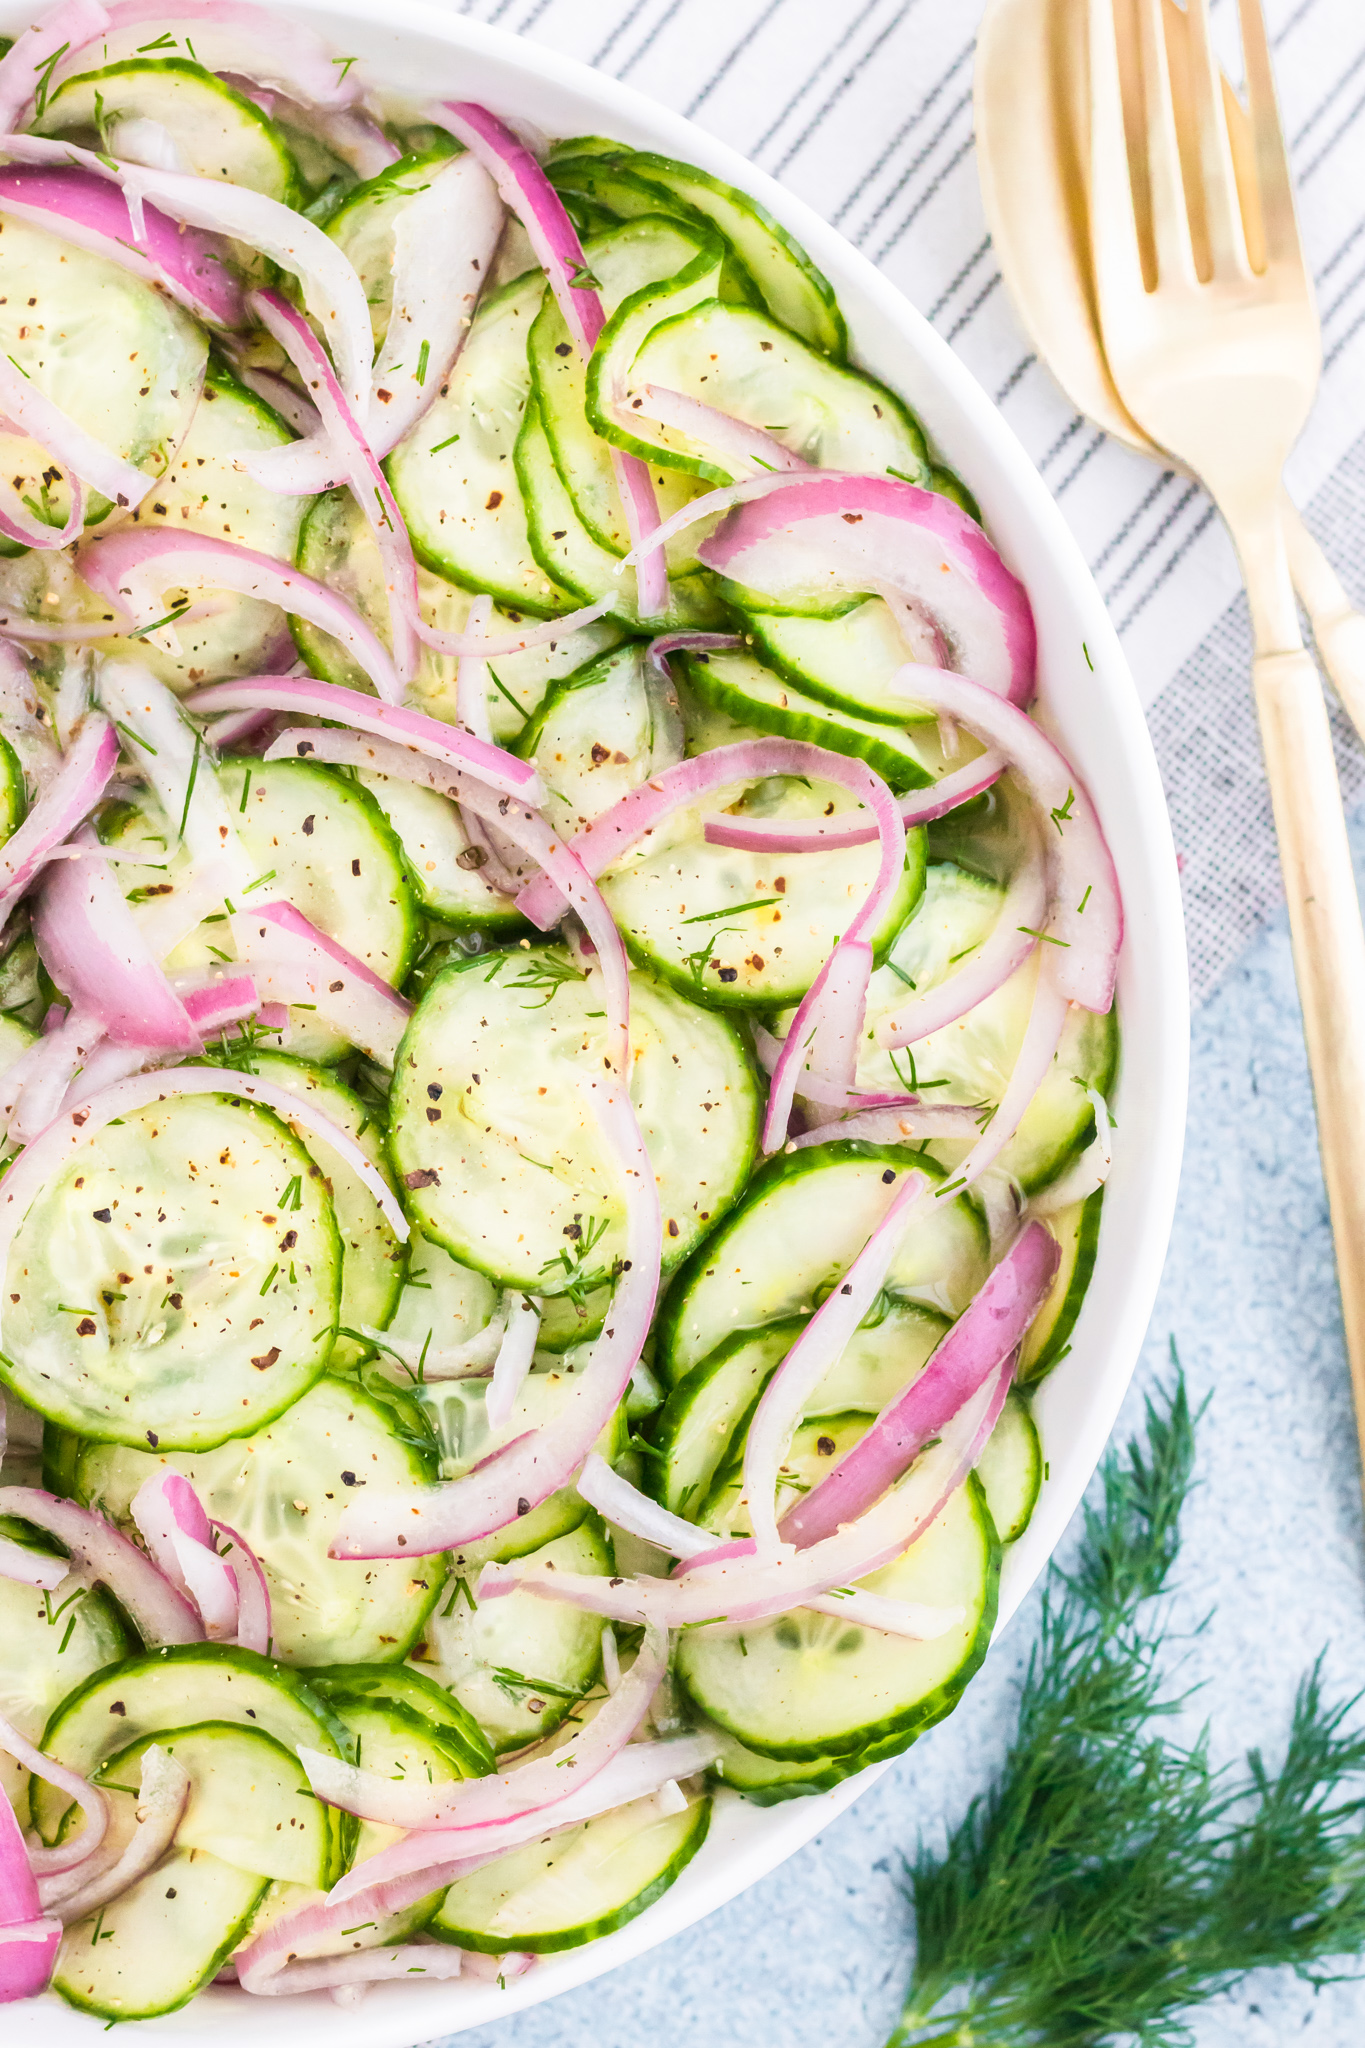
[306,1664,494,1779]
[389,947,759,1295]
[32,1644,350,1848]
[514,641,683,838]
[1019,1188,1103,1384]
[516,395,728,629]
[386,269,576,616]
[35,59,301,207]
[73,1373,445,1666]
[529,219,721,561]
[976,1388,1041,1544]
[675,1475,998,1759]
[0,211,205,541]
[0,1091,342,1451]
[430,1787,710,1953]
[415,1515,613,1755]
[556,149,845,358]
[750,598,962,726]
[321,1696,472,1938]
[0,361,302,685]
[649,1300,950,1510]
[705,1721,870,1803]
[0,730,25,843]
[814,862,1119,1192]
[94,1720,334,1885]
[597,299,927,488]
[325,144,458,346]
[677,646,934,792]
[52,1843,268,2019]
[598,772,925,1012]
[380,1226,608,1363]
[293,484,624,739]
[356,765,530,934]
[702,1409,871,1537]
[657,1143,990,1383]
[241,1054,404,1369]
[0,1572,130,1815]
[414,1366,627,1564]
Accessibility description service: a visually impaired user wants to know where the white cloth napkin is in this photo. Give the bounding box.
[452,0,1365,1002]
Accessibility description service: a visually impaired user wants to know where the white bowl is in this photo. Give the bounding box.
[9,5,1190,2040]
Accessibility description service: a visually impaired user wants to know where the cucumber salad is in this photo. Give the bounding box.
[0,0,1121,2019]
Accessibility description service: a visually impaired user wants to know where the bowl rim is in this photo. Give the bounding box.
[7,3,1190,2040]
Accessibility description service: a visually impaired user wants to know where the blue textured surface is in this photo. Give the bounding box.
[432,817,1365,2047]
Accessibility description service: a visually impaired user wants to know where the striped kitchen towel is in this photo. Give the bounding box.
[452,0,1365,1004]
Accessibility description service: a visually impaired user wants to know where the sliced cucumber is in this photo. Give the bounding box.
[657,1144,989,1382]
[293,485,624,738]
[649,1300,948,1515]
[0,1570,130,1816]
[431,1787,710,1953]
[74,1373,445,1665]
[553,149,845,357]
[96,1720,333,1885]
[528,218,719,560]
[414,1365,626,1564]
[750,598,959,725]
[386,269,575,616]
[52,1843,267,2019]
[597,299,927,487]
[678,646,933,792]
[380,1225,600,1361]
[414,1516,612,1754]
[975,1387,1041,1544]
[599,772,925,1011]
[1,361,302,685]
[1019,1188,1102,1384]
[676,1475,998,1758]
[357,767,527,934]
[701,1409,870,1537]
[32,1644,349,1847]
[822,863,1119,1192]
[306,1663,493,1779]
[0,730,25,845]
[516,394,726,629]
[324,1696,470,1939]
[515,641,683,838]
[389,947,759,1293]
[705,1720,870,1804]
[36,59,300,205]
[243,1054,404,1368]
[325,144,458,346]
[0,1091,342,1451]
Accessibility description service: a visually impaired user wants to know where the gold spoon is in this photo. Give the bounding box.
[975,0,1365,741]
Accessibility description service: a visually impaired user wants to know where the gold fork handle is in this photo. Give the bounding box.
[1281,497,1365,752]
[1255,647,1365,1460]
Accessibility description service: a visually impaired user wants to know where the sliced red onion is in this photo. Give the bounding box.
[131,1471,239,1640]
[0,1487,201,1646]
[485,1293,541,1433]
[0,704,117,917]
[435,100,668,617]
[479,1366,1008,1632]
[790,1103,984,1147]
[0,1777,41,1931]
[801,1585,965,1640]
[251,154,504,496]
[80,533,402,705]
[0,1532,68,1591]
[324,1732,718,1906]
[180,974,260,1038]
[876,818,1046,1049]
[781,1221,1060,1548]
[0,1705,110,1876]
[34,830,200,1050]
[1,1009,103,1147]
[416,595,613,662]
[882,667,1122,1011]
[0,0,107,135]
[333,1072,659,1556]
[250,289,419,687]
[87,0,363,104]
[1030,1087,1112,1215]
[744,1171,929,1553]
[98,660,251,888]
[212,1520,270,1654]
[0,1916,62,2004]
[455,592,494,742]
[45,1745,189,1926]
[187,672,542,804]
[239,91,399,179]
[0,334,148,516]
[0,638,59,791]
[302,1625,666,1834]
[0,613,119,645]
[233,900,411,1067]
[362,1305,507,1383]
[930,960,1071,1196]
[705,749,1009,852]
[621,471,798,575]
[242,1943,466,2000]
[0,158,243,326]
[696,476,1036,707]
[622,385,810,479]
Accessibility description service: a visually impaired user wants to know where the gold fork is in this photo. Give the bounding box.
[1088,0,1365,1472]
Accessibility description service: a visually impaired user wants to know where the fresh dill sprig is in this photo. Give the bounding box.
[510,949,587,1009]
[888,1363,1365,2048]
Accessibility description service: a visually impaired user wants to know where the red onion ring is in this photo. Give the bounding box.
[179,974,260,1038]
[34,829,201,1051]
[43,0,364,111]
[620,385,812,480]
[929,958,1072,1196]
[484,1292,540,1432]
[0,1488,202,1646]
[0,0,107,135]
[0,714,119,923]
[0,349,150,515]
[704,748,1008,851]
[232,899,412,1066]
[43,1746,190,1926]
[415,595,613,661]
[0,1708,110,1879]
[788,1103,985,1147]
[0,1771,42,1927]
[212,1519,270,1654]
[130,1471,238,1639]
